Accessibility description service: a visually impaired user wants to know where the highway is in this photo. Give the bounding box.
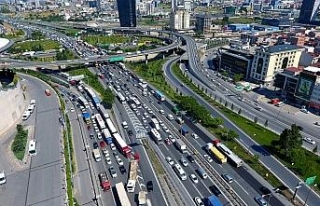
[164,53,320,205]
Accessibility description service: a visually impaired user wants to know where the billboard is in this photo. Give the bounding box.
[295,73,316,100]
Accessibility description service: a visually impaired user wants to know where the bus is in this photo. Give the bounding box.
[151,118,160,130]
[106,118,117,134]
[78,96,89,108]
[209,146,227,164]
[154,90,165,101]
[117,92,126,102]
[126,160,138,193]
[115,182,131,206]
[113,133,131,158]
[28,139,37,156]
[95,114,106,130]
[99,106,110,120]
[215,141,243,167]
[173,164,187,180]
[150,128,162,143]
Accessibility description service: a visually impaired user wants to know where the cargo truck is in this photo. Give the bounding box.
[82,112,91,124]
[206,143,227,164]
[99,172,111,191]
[179,125,188,136]
[175,139,187,153]
[206,195,222,206]
[138,191,147,206]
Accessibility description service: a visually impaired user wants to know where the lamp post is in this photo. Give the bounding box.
[304,184,317,206]
[292,182,304,201]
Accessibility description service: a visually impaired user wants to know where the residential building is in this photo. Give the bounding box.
[195,13,212,33]
[183,0,191,12]
[117,0,136,27]
[299,52,320,67]
[170,9,190,30]
[250,45,304,85]
[298,0,320,24]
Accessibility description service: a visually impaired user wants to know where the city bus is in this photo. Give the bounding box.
[78,96,89,108]
[173,164,187,180]
[215,141,243,167]
[28,139,37,156]
[126,160,138,193]
[154,90,165,101]
[95,114,106,130]
[115,182,132,206]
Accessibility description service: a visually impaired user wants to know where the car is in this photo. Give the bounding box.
[164,128,170,133]
[180,158,188,167]
[168,134,176,142]
[147,181,153,192]
[314,121,320,126]
[106,157,112,165]
[166,156,175,165]
[162,125,168,130]
[260,186,272,195]
[222,173,234,183]
[190,174,199,184]
[300,108,309,114]
[187,155,195,163]
[159,122,165,127]
[128,130,133,136]
[97,132,102,139]
[165,138,171,145]
[117,158,124,166]
[159,109,165,115]
[255,107,263,111]
[191,133,199,139]
[119,165,126,174]
[209,185,222,196]
[204,154,213,162]
[99,141,106,148]
[104,152,109,158]
[303,137,316,145]
[254,196,268,206]
[113,152,119,159]
[93,142,98,149]
[109,166,117,178]
[70,108,75,112]
[89,134,94,139]
[194,197,204,206]
[110,143,116,150]
[143,112,149,118]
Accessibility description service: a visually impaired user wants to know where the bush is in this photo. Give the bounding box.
[11,124,28,160]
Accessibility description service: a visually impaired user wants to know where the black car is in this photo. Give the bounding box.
[147,181,153,192]
[128,130,133,136]
[260,186,272,195]
[93,142,98,149]
[187,155,195,163]
[209,185,221,196]
[89,134,94,139]
[119,165,126,174]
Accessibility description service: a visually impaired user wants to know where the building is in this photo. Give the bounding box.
[195,13,212,33]
[270,0,280,9]
[300,52,320,67]
[117,0,136,27]
[250,45,304,85]
[274,67,303,101]
[251,24,279,32]
[170,9,190,30]
[183,0,192,12]
[227,24,251,32]
[261,17,293,28]
[219,42,255,80]
[298,0,320,25]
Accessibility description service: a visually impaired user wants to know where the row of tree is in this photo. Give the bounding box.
[30,31,45,40]
[56,49,75,60]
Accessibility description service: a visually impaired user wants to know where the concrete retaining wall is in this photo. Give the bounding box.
[0,81,27,137]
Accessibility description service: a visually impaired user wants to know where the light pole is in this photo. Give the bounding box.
[304,184,317,206]
[292,182,304,201]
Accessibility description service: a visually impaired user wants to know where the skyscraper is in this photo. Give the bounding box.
[298,0,320,24]
[117,0,136,27]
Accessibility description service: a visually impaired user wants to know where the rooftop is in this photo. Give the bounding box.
[304,66,320,73]
[263,44,302,53]
[285,66,303,73]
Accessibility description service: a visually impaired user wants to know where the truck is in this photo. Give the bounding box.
[151,118,160,130]
[99,172,111,191]
[180,125,188,136]
[83,112,91,124]
[206,143,227,164]
[138,191,147,206]
[175,139,187,153]
[0,171,6,185]
[102,129,113,145]
[206,195,222,206]
[93,149,101,162]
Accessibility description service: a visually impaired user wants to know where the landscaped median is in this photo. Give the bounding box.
[11,124,28,160]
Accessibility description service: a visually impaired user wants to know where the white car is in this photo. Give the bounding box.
[110,143,116,151]
[70,108,75,112]
[191,133,199,139]
[194,197,204,206]
[97,132,102,139]
[168,134,176,142]
[106,157,112,165]
[117,158,124,166]
[180,158,188,167]
[204,154,213,162]
[165,128,170,133]
[301,108,309,114]
[190,174,199,184]
[303,137,316,145]
[166,156,174,165]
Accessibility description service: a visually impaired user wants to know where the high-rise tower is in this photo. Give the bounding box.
[298,0,320,24]
[117,0,136,27]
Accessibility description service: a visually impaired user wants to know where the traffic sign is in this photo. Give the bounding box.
[305,176,317,185]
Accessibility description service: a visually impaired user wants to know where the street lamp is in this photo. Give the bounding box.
[304,184,317,206]
[292,182,304,201]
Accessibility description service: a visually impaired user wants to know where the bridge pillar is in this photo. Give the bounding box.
[145,54,148,64]
[163,54,165,59]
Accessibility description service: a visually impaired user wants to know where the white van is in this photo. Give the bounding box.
[27,104,35,113]
[22,111,31,121]
[122,121,128,129]
[30,99,36,105]
[167,114,174,121]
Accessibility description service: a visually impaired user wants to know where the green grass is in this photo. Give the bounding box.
[11,124,28,160]
[142,140,165,175]
[10,40,60,52]
[81,34,130,45]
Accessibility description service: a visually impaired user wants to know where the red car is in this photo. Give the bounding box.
[45,89,51,96]
[165,138,171,145]
[99,141,106,149]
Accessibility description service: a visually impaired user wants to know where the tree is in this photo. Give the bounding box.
[254,116,258,124]
[233,73,244,83]
[221,16,229,25]
[238,108,242,115]
[231,103,234,111]
[279,124,303,158]
[264,119,269,128]
[226,130,239,141]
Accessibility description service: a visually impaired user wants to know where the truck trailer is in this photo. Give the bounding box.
[206,195,222,206]
[175,139,187,153]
